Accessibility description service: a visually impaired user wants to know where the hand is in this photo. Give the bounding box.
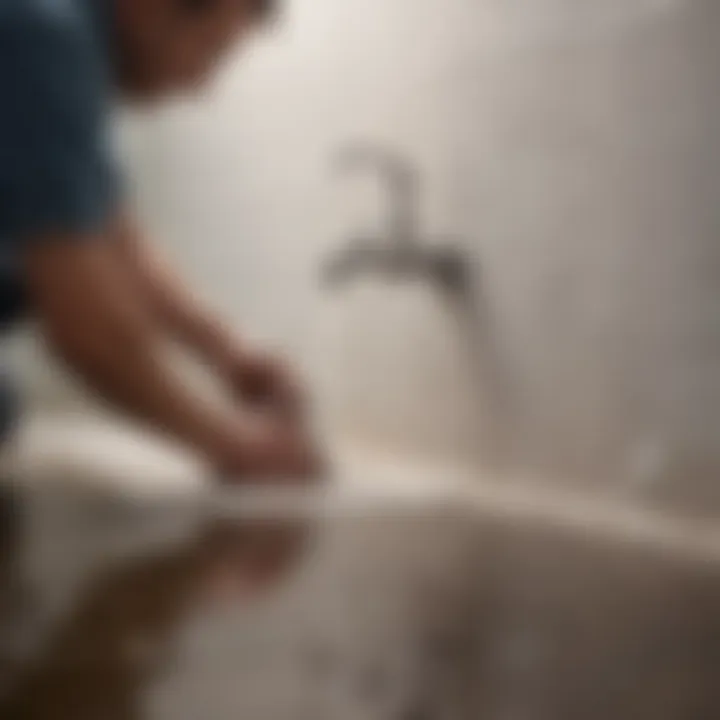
[219,345,305,421]
[194,518,310,604]
[210,413,323,484]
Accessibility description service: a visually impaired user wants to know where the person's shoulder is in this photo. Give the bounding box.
[0,0,85,24]
[0,0,91,47]
[0,0,104,90]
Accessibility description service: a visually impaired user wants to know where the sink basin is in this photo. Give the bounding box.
[0,416,718,720]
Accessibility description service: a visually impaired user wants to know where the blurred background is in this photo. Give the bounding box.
[1,2,719,718]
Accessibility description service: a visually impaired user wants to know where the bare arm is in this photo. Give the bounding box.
[116,219,305,418]
[114,216,239,371]
[25,230,241,461]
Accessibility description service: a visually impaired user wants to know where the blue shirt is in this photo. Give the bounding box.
[0,0,118,330]
[0,0,118,438]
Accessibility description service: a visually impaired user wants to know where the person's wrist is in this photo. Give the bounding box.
[190,314,242,373]
[208,329,245,378]
[186,410,245,469]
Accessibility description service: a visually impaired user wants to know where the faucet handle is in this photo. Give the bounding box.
[334,143,414,183]
[333,142,419,251]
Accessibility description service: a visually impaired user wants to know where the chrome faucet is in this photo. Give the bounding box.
[322,143,471,295]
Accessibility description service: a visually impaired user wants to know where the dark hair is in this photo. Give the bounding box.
[179,0,277,21]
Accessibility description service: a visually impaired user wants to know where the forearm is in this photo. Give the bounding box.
[26,236,238,459]
[114,219,306,423]
[51,309,233,457]
[116,217,239,368]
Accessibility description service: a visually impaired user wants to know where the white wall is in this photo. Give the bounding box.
[17,0,720,508]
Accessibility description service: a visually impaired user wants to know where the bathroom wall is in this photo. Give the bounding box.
[14,0,720,506]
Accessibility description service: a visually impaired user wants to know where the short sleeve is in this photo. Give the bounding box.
[0,11,119,244]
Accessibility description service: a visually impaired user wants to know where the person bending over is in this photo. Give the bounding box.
[0,0,320,480]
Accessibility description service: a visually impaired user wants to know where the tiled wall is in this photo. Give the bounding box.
[15,0,720,504]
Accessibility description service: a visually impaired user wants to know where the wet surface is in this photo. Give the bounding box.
[0,484,718,720]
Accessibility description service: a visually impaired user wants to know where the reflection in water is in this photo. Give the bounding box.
[0,513,309,720]
[1,488,718,720]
